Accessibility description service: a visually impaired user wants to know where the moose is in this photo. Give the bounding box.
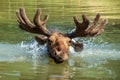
[16,7,108,63]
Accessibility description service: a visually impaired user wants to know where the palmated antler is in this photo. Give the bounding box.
[16,7,51,36]
[67,14,108,38]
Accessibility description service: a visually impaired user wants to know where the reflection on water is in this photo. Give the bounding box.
[0,0,120,80]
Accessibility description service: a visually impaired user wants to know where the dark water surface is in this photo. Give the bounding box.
[0,0,120,80]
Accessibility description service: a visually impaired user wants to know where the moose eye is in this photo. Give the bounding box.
[48,39,53,43]
[69,40,72,43]
[67,40,72,46]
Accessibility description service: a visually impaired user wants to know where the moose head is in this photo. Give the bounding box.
[16,7,108,63]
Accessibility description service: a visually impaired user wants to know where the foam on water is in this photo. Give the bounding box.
[69,37,120,67]
[0,43,26,62]
[0,38,120,66]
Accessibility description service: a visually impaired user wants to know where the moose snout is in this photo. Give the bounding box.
[48,50,67,63]
[52,50,61,58]
[52,51,57,56]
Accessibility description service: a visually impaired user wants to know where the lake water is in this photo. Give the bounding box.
[0,0,120,80]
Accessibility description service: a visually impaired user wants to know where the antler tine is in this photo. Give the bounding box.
[16,7,51,37]
[34,8,42,26]
[67,13,108,38]
[74,14,90,29]
[86,13,101,32]
[43,14,49,23]
[34,8,49,24]
[16,8,35,32]
[90,19,108,36]
[82,14,90,25]
[19,7,34,27]
[67,14,90,38]
[16,10,24,24]
[73,16,80,26]
[33,8,50,36]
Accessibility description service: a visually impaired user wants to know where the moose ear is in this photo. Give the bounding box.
[35,36,48,45]
[70,40,83,52]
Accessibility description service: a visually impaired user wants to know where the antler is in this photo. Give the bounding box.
[67,13,108,38]
[16,7,51,36]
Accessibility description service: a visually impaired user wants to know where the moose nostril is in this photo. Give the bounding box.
[57,48,61,52]
[53,52,57,56]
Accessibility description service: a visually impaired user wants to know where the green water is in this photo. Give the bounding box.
[0,0,120,80]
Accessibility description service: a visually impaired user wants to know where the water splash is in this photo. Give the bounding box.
[20,40,48,59]
[0,43,25,62]
[0,40,49,63]
[0,37,120,66]
[20,40,49,64]
[69,37,120,67]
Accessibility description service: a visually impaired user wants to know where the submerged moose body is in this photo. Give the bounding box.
[16,7,108,63]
